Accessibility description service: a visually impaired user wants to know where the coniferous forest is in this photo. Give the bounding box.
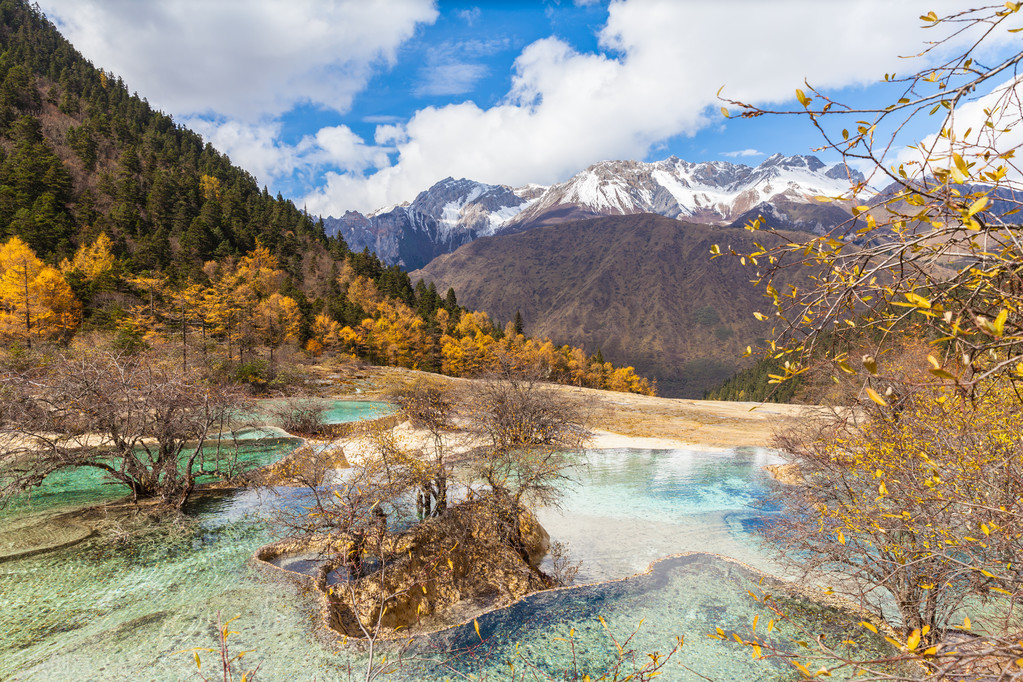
[0,0,653,394]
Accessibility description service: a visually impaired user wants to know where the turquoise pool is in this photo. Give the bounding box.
[1,431,868,680]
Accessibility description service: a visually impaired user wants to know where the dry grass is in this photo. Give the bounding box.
[338,366,810,450]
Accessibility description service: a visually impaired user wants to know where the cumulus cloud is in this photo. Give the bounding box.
[305,0,995,214]
[184,118,303,184]
[39,0,1017,216]
[38,0,438,120]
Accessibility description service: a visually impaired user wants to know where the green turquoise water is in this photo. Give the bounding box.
[1,432,879,680]
[244,398,392,428]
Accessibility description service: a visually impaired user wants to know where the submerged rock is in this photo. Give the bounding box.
[255,498,554,639]
[326,499,553,638]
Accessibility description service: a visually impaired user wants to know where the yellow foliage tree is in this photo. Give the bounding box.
[234,241,283,300]
[0,236,82,346]
[311,312,342,349]
[60,232,115,283]
[254,293,300,362]
[361,300,432,368]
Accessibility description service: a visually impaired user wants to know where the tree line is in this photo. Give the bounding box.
[0,0,654,395]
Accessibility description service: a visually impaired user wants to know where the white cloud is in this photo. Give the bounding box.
[38,0,438,121]
[415,62,490,97]
[722,149,763,158]
[184,118,303,184]
[894,76,1023,184]
[457,7,481,25]
[306,0,998,215]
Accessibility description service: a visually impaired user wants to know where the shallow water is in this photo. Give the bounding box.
[245,398,392,428]
[1,431,856,680]
[538,447,783,582]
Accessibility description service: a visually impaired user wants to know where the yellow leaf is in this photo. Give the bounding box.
[993,308,1008,337]
[962,616,972,630]
[720,107,730,118]
[865,387,888,406]
[860,621,878,633]
[904,292,931,308]
[906,629,921,651]
[862,355,878,374]
[929,368,956,381]
[710,244,721,255]
[474,619,483,641]
[837,530,845,545]
[753,311,768,321]
[796,88,810,107]
[966,196,990,217]
[194,651,201,670]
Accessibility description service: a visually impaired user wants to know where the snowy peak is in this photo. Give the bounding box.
[508,154,864,229]
[409,177,532,239]
[323,153,867,268]
[322,177,534,269]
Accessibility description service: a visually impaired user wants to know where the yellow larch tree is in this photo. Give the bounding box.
[59,232,115,283]
[0,236,82,346]
[254,292,300,363]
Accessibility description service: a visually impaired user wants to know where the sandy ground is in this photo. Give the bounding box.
[321,365,814,454]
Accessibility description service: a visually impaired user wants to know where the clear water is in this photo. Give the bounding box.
[245,398,392,428]
[537,447,783,583]
[406,554,795,681]
[1,432,864,680]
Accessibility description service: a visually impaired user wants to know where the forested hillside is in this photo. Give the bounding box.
[0,0,653,394]
[416,213,811,397]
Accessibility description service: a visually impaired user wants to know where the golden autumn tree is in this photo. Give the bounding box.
[253,292,300,363]
[712,5,1023,678]
[0,236,81,346]
[59,232,116,284]
[309,312,342,355]
[360,300,432,368]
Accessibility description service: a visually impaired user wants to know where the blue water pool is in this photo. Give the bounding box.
[1,436,863,680]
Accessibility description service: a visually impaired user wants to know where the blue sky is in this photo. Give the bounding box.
[38,1,1022,215]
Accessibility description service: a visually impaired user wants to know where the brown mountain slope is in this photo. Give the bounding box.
[414,213,795,397]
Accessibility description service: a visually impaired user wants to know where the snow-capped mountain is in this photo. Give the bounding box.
[506,153,863,229]
[322,178,538,270]
[324,154,864,268]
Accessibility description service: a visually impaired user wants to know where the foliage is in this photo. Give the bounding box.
[0,235,81,345]
[717,5,1023,678]
[718,3,1023,394]
[772,380,1023,639]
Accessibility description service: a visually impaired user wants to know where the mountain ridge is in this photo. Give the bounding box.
[325,154,864,269]
[413,212,806,398]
